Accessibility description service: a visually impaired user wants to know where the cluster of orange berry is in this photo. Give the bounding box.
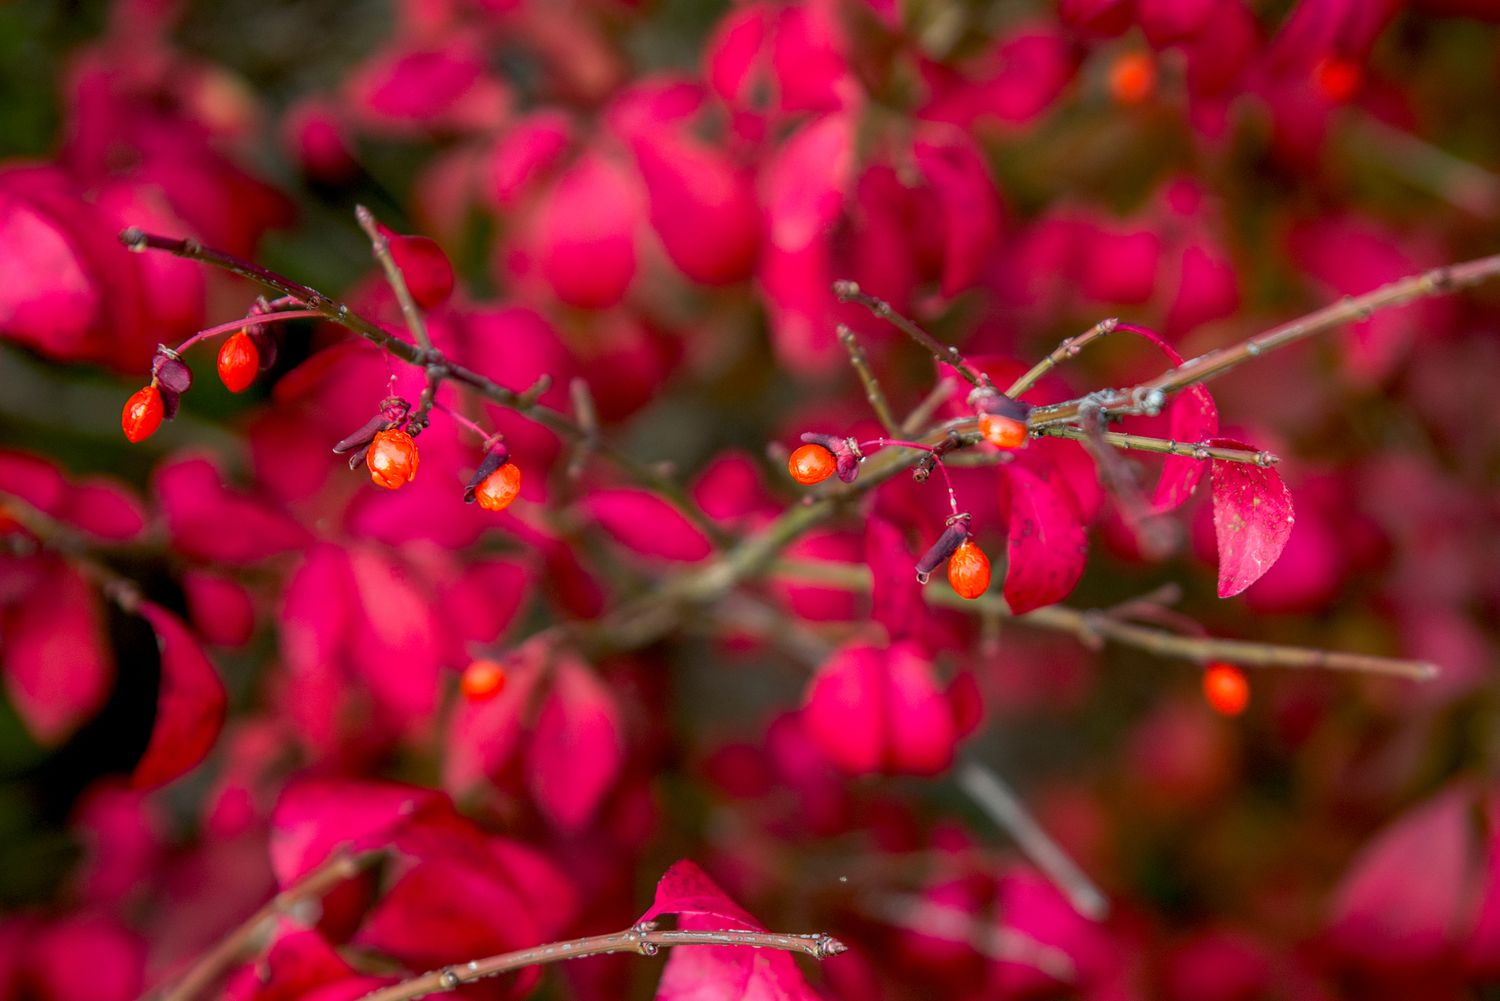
[786,387,1032,603]
[121,328,268,443]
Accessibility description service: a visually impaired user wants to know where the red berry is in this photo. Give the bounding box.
[1314,57,1361,103]
[1202,661,1250,716]
[367,428,419,489]
[979,413,1028,450]
[788,443,837,485]
[475,462,522,511]
[948,540,991,599]
[461,659,507,701]
[1108,51,1156,105]
[122,385,165,443]
[217,330,260,393]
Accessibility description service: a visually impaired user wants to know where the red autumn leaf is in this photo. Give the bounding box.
[865,515,922,643]
[155,456,310,565]
[1000,464,1088,614]
[1152,386,1219,512]
[801,642,957,776]
[1327,784,1482,971]
[583,488,713,562]
[632,132,760,286]
[346,546,442,724]
[443,650,546,795]
[525,151,641,309]
[639,861,823,1001]
[269,778,449,885]
[378,226,455,310]
[3,557,112,744]
[1208,437,1295,598]
[132,603,227,789]
[912,125,1003,297]
[526,656,625,831]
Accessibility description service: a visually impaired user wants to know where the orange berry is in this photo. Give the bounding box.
[1109,51,1156,105]
[217,330,260,393]
[1202,661,1250,716]
[1314,57,1361,103]
[461,659,507,701]
[122,385,165,443]
[788,443,837,485]
[947,540,991,599]
[475,462,522,512]
[367,428,419,489]
[979,413,1028,449]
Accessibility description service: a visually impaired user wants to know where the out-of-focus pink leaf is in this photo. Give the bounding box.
[1327,784,1481,971]
[913,125,1003,297]
[527,657,624,831]
[525,151,641,309]
[156,457,310,565]
[3,557,112,744]
[60,477,147,541]
[346,546,441,724]
[29,914,144,1001]
[866,515,921,642]
[182,570,256,648]
[269,778,448,886]
[633,133,759,285]
[802,642,957,776]
[583,489,713,562]
[443,650,546,794]
[1208,438,1295,598]
[132,603,227,789]
[1000,464,1088,614]
[640,861,823,1001]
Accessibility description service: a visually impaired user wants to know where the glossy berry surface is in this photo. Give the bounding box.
[475,462,522,511]
[121,385,165,443]
[948,540,991,599]
[979,413,1028,450]
[1203,661,1250,716]
[461,659,507,701]
[787,443,837,485]
[217,330,260,393]
[366,428,419,489]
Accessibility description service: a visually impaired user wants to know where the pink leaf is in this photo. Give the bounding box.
[60,477,147,541]
[912,126,1003,297]
[1208,437,1295,598]
[865,516,921,642]
[584,488,713,562]
[640,861,823,1001]
[3,557,112,744]
[132,603,227,789]
[155,457,310,565]
[346,546,441,724]
[1152,386,1219,512]
[802,642,957,776]
[1327,784,1481,970]
[1001,464,1088,614]
[526,657,624,831]
[269,778,448,885]
[526,152,641,309]
[633,133,760,286]
[443,650,546,794]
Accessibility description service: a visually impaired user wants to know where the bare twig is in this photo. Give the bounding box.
[355,925,846,1001]
[151,850,384,1001]
[957,762,1109,921]
[1032,425,1277,466]
[901,376,958,436]
[769,560,1439,681]
[838,325,899,434]
[355,205,433,352]
[1005,318,1118,398]
[832,280,985,388]
[862,895,1076,981]
[1027,254,1500,428]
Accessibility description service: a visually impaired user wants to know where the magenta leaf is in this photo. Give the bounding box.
[1152,385,1219,512]
[584,488,713,562]
[640,861,822,1001]
[1327,784,1482,971]
[155,456,310,565]
[865,515,922,642]
[526,656,625,831]
[132,603,227,789]
[3,557,112,744]
[1000,464,1088,614]
[269,778,449,886]
[801,642,957,776]
[346,546,442,725]
[1208,437,1295,598]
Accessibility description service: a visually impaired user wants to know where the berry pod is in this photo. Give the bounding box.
[151,346,193,420]
[969,387,1032,450]
[799,432,864,483]
[463,443,512,502]
[915,515,971,584]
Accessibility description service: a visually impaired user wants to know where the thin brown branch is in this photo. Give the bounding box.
[355,925,846,1001]
[355,205,433,352]
[1033,425,1277,466]
[832,280,985,388]
[1027,253,1500,427]
[1005,317,1118,398]
[151,850,384,1001]
[769,560,1438,681]
[838,324,899,434]
[119,227,721,547]
[901,376,958,436]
